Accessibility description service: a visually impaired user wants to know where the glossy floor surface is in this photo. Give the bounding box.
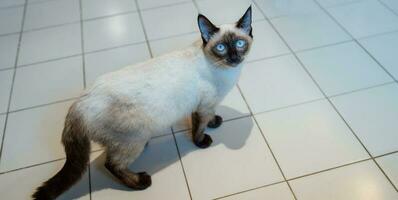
[0,0,398,199]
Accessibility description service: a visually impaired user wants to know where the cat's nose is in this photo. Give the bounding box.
[227,56,241,65]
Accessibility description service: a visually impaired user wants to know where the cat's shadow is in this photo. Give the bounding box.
[67,106,253,199]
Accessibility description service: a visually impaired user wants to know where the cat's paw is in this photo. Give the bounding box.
[194,134,213,148]
[207,115,223,128]
[135,172,152,190]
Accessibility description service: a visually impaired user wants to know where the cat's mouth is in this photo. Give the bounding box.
[226,58,243,67]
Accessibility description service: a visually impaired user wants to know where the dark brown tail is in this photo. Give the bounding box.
[32,111,90,200]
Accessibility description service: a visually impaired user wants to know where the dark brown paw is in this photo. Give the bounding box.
[207,115,223,128]
[135,172,152,190]
[194,134,213,148]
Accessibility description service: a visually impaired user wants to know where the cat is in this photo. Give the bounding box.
[33,6,253,200]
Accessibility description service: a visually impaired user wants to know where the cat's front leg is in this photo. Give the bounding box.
[191,111,214,148]
[207,114,223,128]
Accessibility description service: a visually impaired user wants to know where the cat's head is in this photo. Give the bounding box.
[198,6,253,67]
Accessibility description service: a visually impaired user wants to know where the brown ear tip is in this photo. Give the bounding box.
[198,14,206,19]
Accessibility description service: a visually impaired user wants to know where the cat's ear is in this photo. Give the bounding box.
[198,14,219,44]
[236,6,252,37]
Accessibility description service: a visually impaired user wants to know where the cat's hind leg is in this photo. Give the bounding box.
[104,142,151,190]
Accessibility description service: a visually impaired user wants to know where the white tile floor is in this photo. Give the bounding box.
[0,0,397,199]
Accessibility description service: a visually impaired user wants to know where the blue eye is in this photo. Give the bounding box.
[236,40,246,48]
[216,44,225,52]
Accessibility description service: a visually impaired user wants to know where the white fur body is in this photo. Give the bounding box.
[74,40,243,147]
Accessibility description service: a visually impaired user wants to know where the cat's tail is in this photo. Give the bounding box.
[32,106,90,200]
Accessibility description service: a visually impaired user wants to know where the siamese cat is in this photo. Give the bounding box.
[33,6,253,200]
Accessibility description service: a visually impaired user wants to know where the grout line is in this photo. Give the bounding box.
[1,0,397,39]
[377,0,398,17]
[2,68,393,122]
[78,1,90,198]
[171,129,193,200]
[0,148,104,175]
[0,111,396,196]
[171,113,253,134]
[213,180,287,200]
[245,52,292,63]
[0,4,25,10]
[2,1,192,36]
[355,42,398,82]
[311,0,398,191]
[139,0,194,12]
[235,85,298,200]
[313,0,398,83]
[7,97,77,114]
[287,158,372,182]
[191,0,201,12]
[318,0,365,8]
[0,157,66,175]
[328,81,397,98]
[83,10,138,22]
[0,67,15,72]
[213,151,398,199]
[257,0,398,192]
[7,21,396,72]
[374,150,398,159]
[0,0,28,167]
[134,0,153,57]
[22,21,81,33]
[253,0,398,196]
[0,32,21,38]
[88,158,92,200]
[79,0,86,89]
[2,17,397,71]
[252,97,326,116]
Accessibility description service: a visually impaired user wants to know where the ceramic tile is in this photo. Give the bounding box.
[0,0,24,8]
[0,69,13,114]
[0,159,90,199]
[196,0,264,25]
[0,34,19,70]
[327,0,398,38]
[10,56,84,111]
[290,160,398,200]
[18,23,81,65]
[380,0,398,13]
[376,153,398,187]
[141,2,198,40]
[255,100,369,178]
[359,32,398,79]
[83,13,146,52]
[247,20,290,61]
[0,114,5,150]
[172,86,251,132]
[270,9,351,51]
[90,135,190,200]
[317,0,364,8]
[137,0,189,9]
[82,0,136,20]
[149,32,199,57]
[331,84,398,156]
[175,117,284,200]
[0,101,73,172]
[254,0,321,19]
[239,55,323,113]
[297,42,393,96]
[0,6,24,35]
[219,182,294,200]
[85,43,150,85]
[24,0,80,30]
